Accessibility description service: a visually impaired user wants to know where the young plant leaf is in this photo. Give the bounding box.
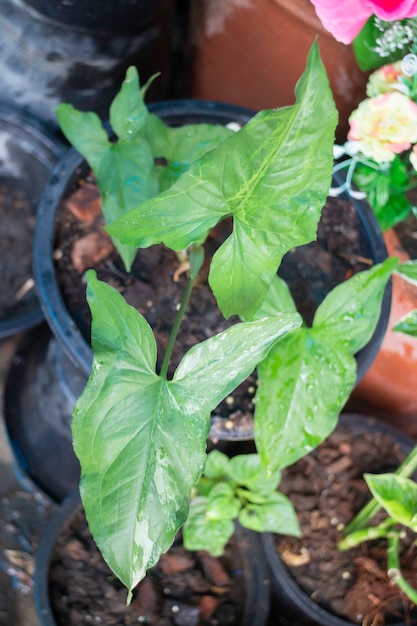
[205,483,242,521]
[228,453,282,496]
[183,498,235,556]
[238,492,300,535]
[393,309,417,337]
[254,258,396,474]
[72,272,301,593]
[396,260,417,287]
[56,68,158,271]
[107,42,337,318]
[145,113,234,190]
[203,450,233,480]
[365,473,417,532]
[254,328,357,473]
[313,258,398,354]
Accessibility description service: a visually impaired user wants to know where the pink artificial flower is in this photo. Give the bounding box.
[310,0,417,44]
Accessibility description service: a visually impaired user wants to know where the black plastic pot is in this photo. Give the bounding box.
[0,103,64,338]
[4,324,84,502]
[0,0,175,127]
[262,413,417,626]
[34,490,270,626]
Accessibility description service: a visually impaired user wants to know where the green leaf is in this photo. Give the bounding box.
[107,42,337,318]
[228,453,281,496]
[238,492,300,535]
[365,473,417,532]
[109,66,149,140]
[183,498,235,556]
[72,272,301,592]
[206,483,242,520]
[248,275,297,319]
[56,69,159,271]
[56,104,109,173]
[203,450,232,480]
[313,258,398,354]
[145,113,234,165]
[254,328,357,473]
[396,261,417,287]
[393,309,417,338]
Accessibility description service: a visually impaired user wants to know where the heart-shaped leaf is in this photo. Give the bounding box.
[72,271,301,592]
[107,42,337,318]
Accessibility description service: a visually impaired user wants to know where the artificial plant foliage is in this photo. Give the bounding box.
[72,271,301,592]
[107,42,338,319]
[252,258,396,474]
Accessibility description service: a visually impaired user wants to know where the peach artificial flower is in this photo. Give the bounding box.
[348,91,417,162]
[366,61,405,96]
[310,0,417,44]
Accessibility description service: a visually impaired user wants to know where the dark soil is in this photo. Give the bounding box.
[0,174,38,319]
[273,418,417,625]
[48,506,248,626]
[394,213,417,260]
[52,177,374,437]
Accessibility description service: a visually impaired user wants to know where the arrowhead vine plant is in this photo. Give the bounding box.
[56,43,398,599]
[339,440,417,605]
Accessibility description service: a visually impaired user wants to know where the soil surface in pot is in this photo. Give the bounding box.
[48,507,247,626]
[0,174,37,320]
[53,175,372,435]
[274,420,417,625]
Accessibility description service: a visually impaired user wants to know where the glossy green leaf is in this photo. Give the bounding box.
[56,69,159,271]
[183,498,235,556]
[206,483,242,520]
[72,272,301,592]
[109,66,149,140]
[396,261,417,287]
[247,274,297,320]
[228,454,281,496]
[254,328,356,473]
[203,450,233,480]
[365,473,417,532]
[393,309,417,338]
[238,492,300,535]
[107,42,337,318]
[313,258,397,354]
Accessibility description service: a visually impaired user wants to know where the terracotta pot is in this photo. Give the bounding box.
[190,0,370,143]
[347,229,417,435]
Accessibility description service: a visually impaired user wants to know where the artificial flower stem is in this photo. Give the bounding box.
[344,444,417,534]
[387,531,417,605]
[160,245,204,379]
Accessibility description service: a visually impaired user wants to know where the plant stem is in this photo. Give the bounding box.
[160,245,204,379]
[344,444,417,535]
[387,530,417,605]
[338,518,394,550]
